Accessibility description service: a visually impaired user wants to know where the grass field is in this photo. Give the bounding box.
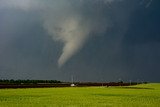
[0,83,160,107]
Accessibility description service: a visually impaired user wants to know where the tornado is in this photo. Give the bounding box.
[43,16,91,67]
[1,0,137,67]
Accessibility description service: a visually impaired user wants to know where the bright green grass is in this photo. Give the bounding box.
[0,83,160,107]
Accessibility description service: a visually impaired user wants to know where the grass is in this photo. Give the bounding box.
[0,83,160,107]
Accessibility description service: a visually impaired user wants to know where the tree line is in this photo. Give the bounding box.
[0,79,61,84]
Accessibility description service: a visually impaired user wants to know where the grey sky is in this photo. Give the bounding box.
[0,0,159,82]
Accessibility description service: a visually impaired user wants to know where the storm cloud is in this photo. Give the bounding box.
[0,0,159,82]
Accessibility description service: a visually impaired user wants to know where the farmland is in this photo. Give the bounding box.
[0,83,160,107]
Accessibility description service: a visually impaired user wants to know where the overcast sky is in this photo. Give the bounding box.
[0,0,160,82]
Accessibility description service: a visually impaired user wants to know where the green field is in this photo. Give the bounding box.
[0,83,160,107]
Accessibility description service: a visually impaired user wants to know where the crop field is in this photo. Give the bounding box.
[0,83,160,107]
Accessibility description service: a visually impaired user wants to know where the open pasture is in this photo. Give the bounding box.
[0,83,160,107]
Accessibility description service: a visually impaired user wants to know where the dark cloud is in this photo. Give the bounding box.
[0,0,159,82]
[123,0,160,44]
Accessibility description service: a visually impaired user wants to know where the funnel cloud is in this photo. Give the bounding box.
[43,15,91,67]
[41,0,113,67]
